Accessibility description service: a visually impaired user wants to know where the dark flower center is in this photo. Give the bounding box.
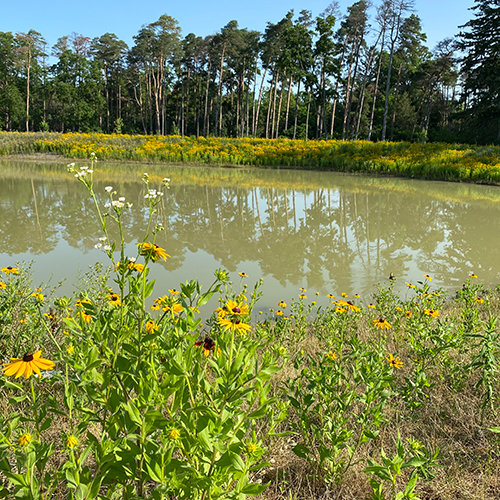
[23,353,34,362]
[232,306,241,313]
[235,319,241,325]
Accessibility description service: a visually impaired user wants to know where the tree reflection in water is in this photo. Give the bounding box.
[1,160,499,305]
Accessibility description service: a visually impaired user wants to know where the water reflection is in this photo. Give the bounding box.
[1,159,499,306]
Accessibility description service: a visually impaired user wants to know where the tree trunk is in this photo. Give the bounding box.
[293,79,301,140]
[254,65,268,137]
[367,29,385,141]
[25,45,31,132]
[389,63,403,141]
[215,44,225,136]
[284,75,293,133]
[330,36,349,139]
[204,57,212,136]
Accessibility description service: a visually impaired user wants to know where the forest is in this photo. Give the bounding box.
[0,0,498,144]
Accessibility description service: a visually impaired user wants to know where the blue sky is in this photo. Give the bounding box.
[0,0,474,52]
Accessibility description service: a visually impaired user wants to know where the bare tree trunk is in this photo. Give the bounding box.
[354,34,382,140]
[284,75,293,133]
[215,45,225,136]
[305,88,312,140]
[204,57,212,136]
[389,63,403,140]
[330,36,349,138]
[254,65,268,137]
[293,78,301,140]
[274,81,284,138]
[367,29,386,140]
[342,52,355,140]
[25,45,31,132]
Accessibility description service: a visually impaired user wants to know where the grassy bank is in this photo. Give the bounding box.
[0,162,499,499]
[1,131,500,184]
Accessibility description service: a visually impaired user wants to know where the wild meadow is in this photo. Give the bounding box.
[1,131,500,184]
[0,155,499,499]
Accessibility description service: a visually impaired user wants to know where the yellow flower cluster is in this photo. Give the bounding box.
[3,131,496,184]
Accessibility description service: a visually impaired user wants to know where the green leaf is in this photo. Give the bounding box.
[122,401,142,426]
[403,473,418,495]
[364,465,392,482]
[144,280,156,298]
[216,451,245,472]
[75,483,89,500]
[292,444,311,459]
[403,457,427,468]
[241,482,269,495]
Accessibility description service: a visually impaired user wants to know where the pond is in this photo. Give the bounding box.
[1,158,499,309]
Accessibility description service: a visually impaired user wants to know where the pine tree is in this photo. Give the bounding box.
[457,0,500,143]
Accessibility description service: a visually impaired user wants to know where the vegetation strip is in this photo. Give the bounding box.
[1,131,500,184]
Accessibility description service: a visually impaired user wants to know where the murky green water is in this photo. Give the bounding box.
[1,158,499,308]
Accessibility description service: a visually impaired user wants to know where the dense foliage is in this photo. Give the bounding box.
[0,0,498,144]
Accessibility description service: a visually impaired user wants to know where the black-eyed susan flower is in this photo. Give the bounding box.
[18,433,32,447]
[405,311,412,317]
[298,294,307,299]
[475,297,484,303]
[78,311,93,323]
[163,302,184,315]
[335,307,346,314]
[341,292,348,297]
[423,274,432,281]
[299,287,306,292]
[66,435,78,449]
[469,273,478,279]
[276,310,284,316]
[0,282,6,290]
[225,299,249,316]
[311,301,317,306]
[367,303,376,309]
[405,282,415,289]
[424,309,439,318]
[239,272,248,277]
[327,293,335,299]
[1,266,18,274]
[129,262,144,273]
[75,298,91,308]
[386,353,403,369]
[278,301,287,308]
[31,292,44,301]
[106,293,121,306]
[194,336,216,357]
[373,318,392,329]
[345,301,361,312]
[137,242,170,262]
[145,320,159,334]
[3,351,55,379]
[218,317,251,336]
[169,289,180,295]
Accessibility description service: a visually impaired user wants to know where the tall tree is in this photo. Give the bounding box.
[381,0,414,141]
[91,33,128,132]
[457,0,500,143]
[15,30,45,131]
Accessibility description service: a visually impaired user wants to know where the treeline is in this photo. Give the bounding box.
[0,0,498,144]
